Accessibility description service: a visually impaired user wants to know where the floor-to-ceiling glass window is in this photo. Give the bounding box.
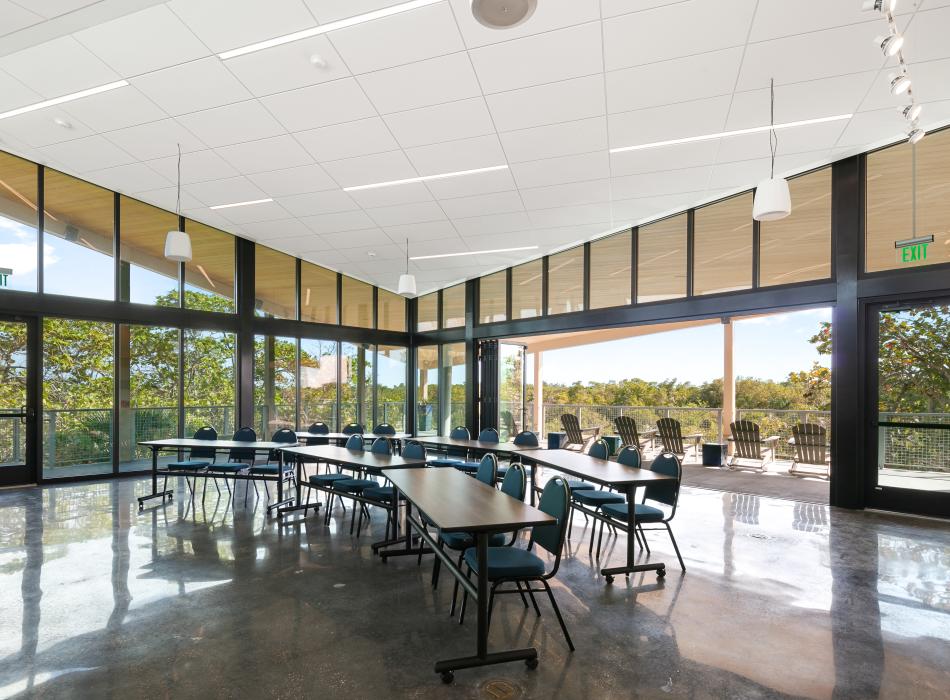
[0,320,29,479]
[118,324,179,472]
[119,196,180,306]
[341,342,373,429]
[417,346,439,435]
[183,329,236,438]
[254,335,297,437]
[0,151,38,293]
[300,339,338,430]
[441,343,466,435]
[255,245,297,319]
[184,219,236,312]
[377,345,407,431]
[42,319,114,478]
[499,343,525,441]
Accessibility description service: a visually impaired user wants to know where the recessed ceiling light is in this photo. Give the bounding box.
[219,0,444,60]
[0,80,129,121]
[367,250,377,257]
[309,54,327,68]
[609,113,853,154]
[471,0,537,29]
[343,164,509,192]
[410,245,537,260]
[53,117,73,129]
[209,198,274,210]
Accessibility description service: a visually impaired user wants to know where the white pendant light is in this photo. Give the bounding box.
[753,79,792,222]
[397,238,417,296]
[164,143,192,262]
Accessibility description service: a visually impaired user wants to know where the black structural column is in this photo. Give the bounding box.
[830,155,864,509]
[464,279,478,433]
[237,237,256,431]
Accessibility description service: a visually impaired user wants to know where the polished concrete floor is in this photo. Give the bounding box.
[0,476,948,699]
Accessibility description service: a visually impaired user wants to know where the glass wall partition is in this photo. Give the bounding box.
[441,342,466,435]
[119,196,179,306]
[0,151,38,293]
[255,245,296,319]
[42,319,114,478]
[184,219,235,312]
[378,289,406,332]
[301,262,337,324]
[254,335,297,437]
[300,338,338,430]
[417,345,439,435]
[547,247,584,315]
[43,169,114,300]
[590,232,631,309]
[694,193,753,295]
[442,284,465,328]
[638,213,687,303]
[118,324,179,472]
[511,259,542,319]
[341,342,373,429]
[377,345,407,431]
[479,270,507,324]
[417,293,438,332]
[342,276,373,328]
[183,329,237,438]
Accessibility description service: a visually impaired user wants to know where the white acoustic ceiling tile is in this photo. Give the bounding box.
[511,151,609,189]
[437,190,524,219]
[248,162,340,196]
[0,110,94,147]
[449,0,601,49]
[383,97,495,149]
[608,95,732,149]
[42,134,134,171]
[607,47,743,115]
[385,220,461,243]
[62,86,166,132]
[341,243,405,263]
[604,0,756,71]
[26,0,105,19]
[424,167,516,199]
[75,5,210,77]
[716,120,848,164]
[706,151,828,190]
[0,36,119,98]
[357,52,481,114]
[835,109,908,148]
[304,1,408,23]
[366,200,447,227]
[295,117,399,162]
[224,36,350,96]
[260,78,376,132]
[452,211,532,236]
[903,5,950,63]
[149,149,239,184]
[105,118,207,160]
[216,134,314,174]
[128,186,204,212]
[132,57,251,116]
[521,179,611,211]
[612,167,712,200]
[611,191,704,224]
[176,101,285,148]
[301,210,377,234]
[214,200,291,224]
[347,182,434,209]
[0,68,41,113]
[85,161,170,193]
[178,209,237,232]
[184,176,266,206]
[318,226,390,247]
[609,140,720,177]
[0,1,42,34]
[601,0,687,18]
[321,150,416,188]
[469,22,603,94]
[168,0,316,54]
[405,134,506,175]
[277,189,359,217]
[737,23,885,91]
[446,230,529,252]
[241,217,313,240]
[749,0,895,42]
[527,203,612,228]
[486,75,605,132]
[499,117,607,163]
[328,2,463,74]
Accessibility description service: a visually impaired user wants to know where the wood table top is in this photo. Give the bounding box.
[523,449,675,488]
[405,436,541,453]
[280,444,427,470]
[139,439,294,449]
[294,432,411,440]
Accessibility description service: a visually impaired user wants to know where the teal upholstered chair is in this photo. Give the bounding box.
[372,423,396,436]
[428,426,471,468]
[314,433,364,525]
[336,436,391,534]
[363,440,427,539]
[454,428,500,474]
[598,451,685,571]
[458,477,575,652]
[497,430,538,480]
[564,438,610,539]
[249,428,298,499]
[342,422,363,434]
[207,427,257,504]
[165,426,216,497]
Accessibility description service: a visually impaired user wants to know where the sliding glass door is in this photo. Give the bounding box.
[0,316,36,486]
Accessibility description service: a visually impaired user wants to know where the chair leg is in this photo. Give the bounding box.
[567,506,574,540]
[526,584,541,617]
[588,513,598,555]
[595,518,605,559]
[448,551,465,616]
[541,579,575,651]
[349,497,358,534]
[515,581,529,609]
[639,525,651,554]
[486,583,498,638]
[665,522,686,572]
[356,502,365,537]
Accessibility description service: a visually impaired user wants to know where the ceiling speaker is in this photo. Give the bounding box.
[471,0,537,29]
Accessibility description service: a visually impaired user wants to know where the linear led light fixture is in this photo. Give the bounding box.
[893,234,934,248]
[411,245,538,261]
[610,113,853,154]
[343,164,509,192]
[209,198,274,210]
[0,80,129,120]
[219,0,444,60]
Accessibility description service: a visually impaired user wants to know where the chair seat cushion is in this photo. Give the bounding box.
[601,502,665,522]
[210,463,247,473]
[463,546,546,579]
[440,530,507,550]
[336,478,378,493]
[572,490,625,506]
[454,461,481,473]
[310,473,347,486]
[428,458,463,468]
[167,460,210,470]
[363,485,396,502]
[566,479,595,491]
[249,465,288,475]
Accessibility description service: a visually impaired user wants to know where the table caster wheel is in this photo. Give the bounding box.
[605,574,614,584]
[525,657,539,670]
[440,671,454,684]
[657,568,666,579]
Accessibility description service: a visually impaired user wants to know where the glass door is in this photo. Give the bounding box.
[0,316,36,486]
[869,300,950,518]
[499,343,526,441]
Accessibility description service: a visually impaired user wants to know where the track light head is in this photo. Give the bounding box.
[908,127,925,145]
[862,0,897,13]
[889,73,912,95]
[875,32,904,56]
[901,103,922,121]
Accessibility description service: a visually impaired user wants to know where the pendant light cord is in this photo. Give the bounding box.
[769,78,777,179]
[176,143,182,218]
[912,142,917,237]
[405,238,410,274]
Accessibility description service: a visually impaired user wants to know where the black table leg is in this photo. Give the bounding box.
[378,492,430,559]
[269,450,295,515]
[138,446,173,509]
[600,484,665,582]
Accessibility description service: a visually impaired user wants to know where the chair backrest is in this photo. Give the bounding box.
[730,420,762,460]
[614,415,641,448]
[402,441,427,461]
[587,438,610,460]
[530,477,571,560]
[646,452,682,510]
[228,426,257,462]
[345,433,364,450]
[268,427,297,461]
[449,425,471,440]
[373,423,396,436]
[342,422,363,435]
[616,445,641,468]
[513,430,539,447]
[477,427,499,443]
[793,423,827,465]
[371,436,392,455]
[307,422,329,434]
[475,453,497,486]
[190,426,218,460]
[500,462,527,501]
[560,413,583,445]
[656,417,685,454]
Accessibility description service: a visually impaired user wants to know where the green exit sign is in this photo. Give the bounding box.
[894,235,935,265]
[0,267,10,287]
